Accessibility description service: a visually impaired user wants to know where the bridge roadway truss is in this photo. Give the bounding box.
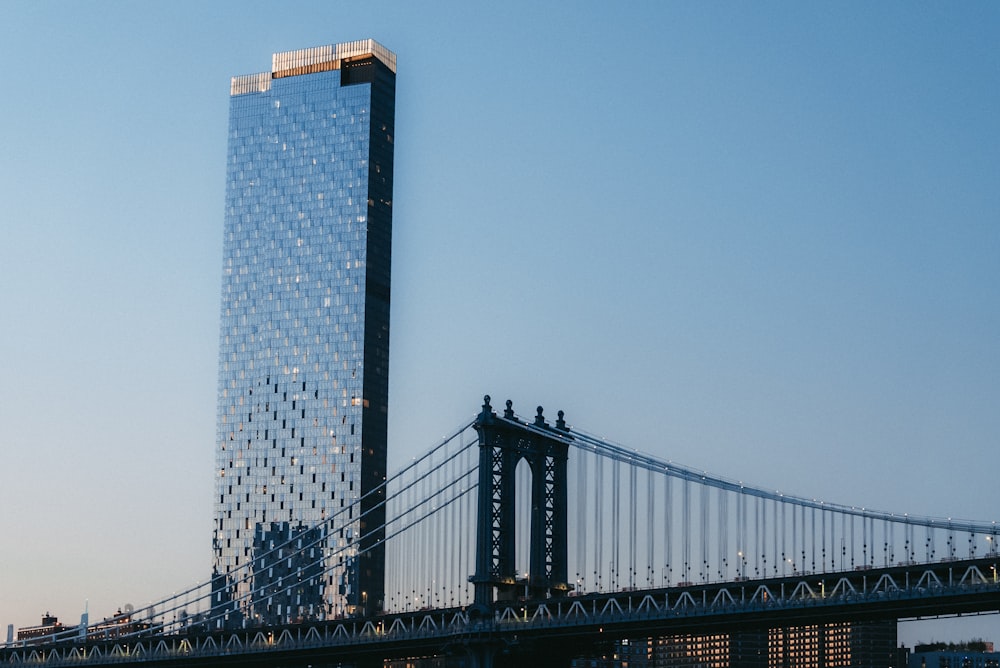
[3,557,999,666]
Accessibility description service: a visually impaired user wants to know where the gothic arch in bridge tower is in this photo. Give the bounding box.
[471,396,571,607]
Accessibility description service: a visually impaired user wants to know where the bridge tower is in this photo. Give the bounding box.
[471,396,571,607]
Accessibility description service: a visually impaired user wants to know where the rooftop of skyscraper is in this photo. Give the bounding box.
[231,38,396,96]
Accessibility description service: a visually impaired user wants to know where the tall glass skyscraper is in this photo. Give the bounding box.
[212,39,395,623]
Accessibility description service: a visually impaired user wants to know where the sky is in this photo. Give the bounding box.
[0,0,997,647]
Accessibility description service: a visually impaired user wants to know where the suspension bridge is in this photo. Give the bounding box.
[4,396,999,667]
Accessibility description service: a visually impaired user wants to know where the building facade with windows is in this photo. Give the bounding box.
[909,642,1000,668]
[212,39,396,623]
[568,621,896,668]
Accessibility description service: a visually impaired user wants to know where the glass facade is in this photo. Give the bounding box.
[212,40,396,623]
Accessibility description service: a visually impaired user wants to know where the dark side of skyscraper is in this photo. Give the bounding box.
[212,39,396,623]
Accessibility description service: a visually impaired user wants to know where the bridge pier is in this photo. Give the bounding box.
[455,636,578,668]
[459,640,502,668]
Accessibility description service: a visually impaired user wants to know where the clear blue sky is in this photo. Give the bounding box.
[1,0,997,646]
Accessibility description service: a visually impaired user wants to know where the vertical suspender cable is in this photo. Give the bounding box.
[610,459,622,590]
[422,464,429,606]
[863,514,869,567]
[850,513,856,568]
[792,504,797,574]
[821,508,827,572]
[800,503,806,571]
[701,479,709,582]
[761,496,767,576]
[458,446,465,605]
[578,449,587,593]
[886,519,892,566]
[410,476,417,609]
[811,506,816,572]
[839,511,846,571]
[683,478,691,582]
[736,488,744,579]
[466,440,474,602]
[422,461,430,606]
[630,462,637,588]
[754,496,761,578]
[401,476,408,609]
[647,468,655,586]
[450,448,456,605]
[434,454,441,607]
[781,501,787,576]
[595,455,603,590]
[718,488,727,581]
[665,472,672,585]
[394,480,400,610]
[772,498,778,577]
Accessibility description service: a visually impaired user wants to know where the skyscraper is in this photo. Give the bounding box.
[212,39,396,623]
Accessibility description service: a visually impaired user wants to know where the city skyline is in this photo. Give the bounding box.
[0,1,997,647]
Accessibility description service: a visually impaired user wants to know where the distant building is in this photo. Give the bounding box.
[909,641,1000,668]
[570,620,896,667]
[654,632,739,667]
[15,614,71,643]
[768,620,897,667]
[84,609,151,641]
[576,638,655,667]
[15,610,150,646]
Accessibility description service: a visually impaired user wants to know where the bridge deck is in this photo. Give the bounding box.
[5,557,998,666]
